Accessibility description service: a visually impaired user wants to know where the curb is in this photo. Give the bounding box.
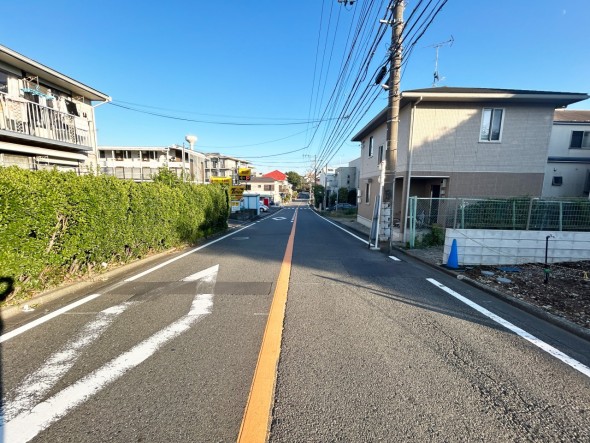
[394,245,590,343]
[1,222,252,321]
[1,248,178,320]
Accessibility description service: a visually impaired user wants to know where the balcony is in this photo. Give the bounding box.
[0,92,91,148]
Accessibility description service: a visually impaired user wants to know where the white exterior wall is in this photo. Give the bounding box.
[542,122,590,197]
[443,228,590,265]
[398,104,554,175]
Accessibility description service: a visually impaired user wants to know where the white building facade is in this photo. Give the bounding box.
[542,110,590,198]
[98,145,207,183]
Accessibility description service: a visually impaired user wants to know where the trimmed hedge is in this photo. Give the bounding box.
[0,167,229,302]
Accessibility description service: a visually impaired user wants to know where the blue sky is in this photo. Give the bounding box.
[2,0,589,174]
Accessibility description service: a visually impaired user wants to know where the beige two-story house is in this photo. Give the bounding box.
[352,87,589,236]
[0,44,110,172]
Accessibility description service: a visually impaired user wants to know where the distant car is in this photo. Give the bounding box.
[259,204,269,212]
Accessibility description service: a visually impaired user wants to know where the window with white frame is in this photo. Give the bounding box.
[570,131,590,149]
[479,108,504,142]
[378,145,384,164]
[365,182,370,203]
[368,136,374,157]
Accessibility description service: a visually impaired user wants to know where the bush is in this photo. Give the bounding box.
[415,224,445,248]
[0,167,229,302]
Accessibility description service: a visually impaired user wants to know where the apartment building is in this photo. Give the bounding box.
[0,44,110,172]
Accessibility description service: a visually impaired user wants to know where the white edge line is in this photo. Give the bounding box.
[312,211,369,244]
[389,256,401,261]
[0,293,102,343]
[125,223,256,282]
[426,278,590,378]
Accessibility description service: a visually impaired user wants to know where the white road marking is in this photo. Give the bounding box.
[3,294,213,443]
[3,302,135,422]
[4,264,219,443]
[272,217,287,221]
[125,223,255,282]
[427,278,590,378]
[312,211,369,245]
[183,265,219,282]
[0,293,102,343]
[389,256,401,261]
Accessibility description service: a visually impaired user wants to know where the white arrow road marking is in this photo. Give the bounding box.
[388,256,401,261]
[3,265,219,443]
[427,278,590,379]
[272,217,287,221]
[3,302,135,422]
[183,264,219,282]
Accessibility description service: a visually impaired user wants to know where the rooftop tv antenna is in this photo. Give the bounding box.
[426,36,454,87]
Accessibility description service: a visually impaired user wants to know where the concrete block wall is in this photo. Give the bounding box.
[443,228,590,266]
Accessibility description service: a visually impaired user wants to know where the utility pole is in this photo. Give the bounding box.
[384,0,404,250]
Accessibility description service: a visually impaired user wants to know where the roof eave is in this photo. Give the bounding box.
[0,45,110,102]
[402,91,589,107]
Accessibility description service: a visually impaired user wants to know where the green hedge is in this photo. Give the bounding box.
[0,167,230,302]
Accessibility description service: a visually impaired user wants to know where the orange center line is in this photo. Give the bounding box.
[237,209,298,443]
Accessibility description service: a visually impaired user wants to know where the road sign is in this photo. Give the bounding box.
[230,185,246,201]
[210,177,232,186]
[238,167,251,181]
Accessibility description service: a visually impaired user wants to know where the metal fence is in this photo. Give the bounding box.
[1,92,91,147]
[408,196,590,239]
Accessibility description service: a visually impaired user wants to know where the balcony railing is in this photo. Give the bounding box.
[0,92,91,148]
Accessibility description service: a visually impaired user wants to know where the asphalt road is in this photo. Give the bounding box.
[2,200,590,442]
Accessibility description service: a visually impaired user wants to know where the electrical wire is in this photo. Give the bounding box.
[108,102,344,126]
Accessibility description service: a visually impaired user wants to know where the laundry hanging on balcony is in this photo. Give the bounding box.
[20,86,55,100]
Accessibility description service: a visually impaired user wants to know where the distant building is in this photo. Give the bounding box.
[204,153,251,183]
[98,145,207,183]
[543,110,590,198]
[0,44,110,172]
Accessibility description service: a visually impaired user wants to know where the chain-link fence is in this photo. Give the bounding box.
[409,196,590,243]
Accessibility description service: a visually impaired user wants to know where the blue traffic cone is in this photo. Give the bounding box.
[446,239,459,269]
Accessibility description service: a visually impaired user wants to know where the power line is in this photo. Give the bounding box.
[108,102,344,126]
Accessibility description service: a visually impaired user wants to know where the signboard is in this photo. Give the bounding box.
[230,185,246,201]
[210,176,232,186]
[238,167,251,181]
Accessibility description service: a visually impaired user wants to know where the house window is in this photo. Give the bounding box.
[378,145,384,164]
[99,151,106,159]
[368,136,374,157]
[365,182,370,204]
[570,131,590,149]
[264,185,273,191]
[552,176,563,186]
[480,108,504,142]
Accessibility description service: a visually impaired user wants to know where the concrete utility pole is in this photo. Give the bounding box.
[384,0,404,249]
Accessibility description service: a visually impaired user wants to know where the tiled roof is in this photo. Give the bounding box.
[263,170,287,181]
[554,109,590,123]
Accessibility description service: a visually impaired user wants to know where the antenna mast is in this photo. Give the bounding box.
[426,36,454,87]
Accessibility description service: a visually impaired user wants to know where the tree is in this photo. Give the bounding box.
[286,171,303,191]
[313,184,324,209]
[337,187,348,204]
